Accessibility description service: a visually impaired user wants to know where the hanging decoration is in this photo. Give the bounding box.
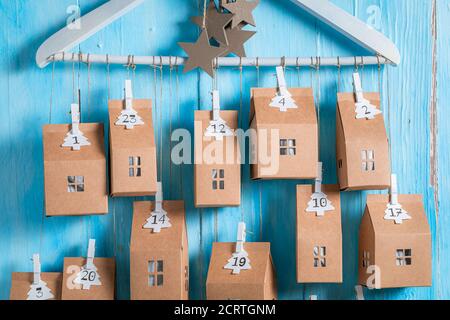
[353,72,381,120]
[305,163,335,217]
[384,174,412,224]
[143,182,172,233]
[27,254,54,301]
[224,222,252,274]
[179,0,259,77]
[74,239,102,290]
[204,90,234,140]
[115,80,145,129]
[270,66,298,112]
[61,103,91,151]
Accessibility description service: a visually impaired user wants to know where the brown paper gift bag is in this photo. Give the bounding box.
[296,184,342,283]
[61,257,115,300]
[358,194,431,289]
[130,201,189,300]
[109,99,157,197]
[194,110,240,207]
[250,88,318,179]
[336,92,391,191]
[206,242,277,300]
[10,272,62,300]
[43,123,108,216]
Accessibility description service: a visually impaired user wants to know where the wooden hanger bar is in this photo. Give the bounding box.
[36,0,400,68]
[49,53,391,67]
[291,0,400,65]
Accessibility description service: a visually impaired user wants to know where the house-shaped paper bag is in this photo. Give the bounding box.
[130,200,189,300]
[358,194,432,289]
[296,181,343,283]
[10,254,62,300]
[194,92,240,207]
[108,80,157,197]
[206,242,277,300]
[61,240,116,300]
[250,86,318,179]
[336,91,390,190]
[43,110,108,216]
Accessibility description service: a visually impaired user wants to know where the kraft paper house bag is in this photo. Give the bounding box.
[10,273,62,300]
[194,109,240,207]
[250,88,318,179]
[206,242,277,300]
[296,184,343,283]
[43,123,108,216]
[108,83,157,197]
[61,241,115,300]
[336,92,390,190]
[358,194,432,289]
[130,201,189,300]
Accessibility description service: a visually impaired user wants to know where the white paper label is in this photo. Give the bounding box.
[306,192,335,217]
[224,250,252,275]
[384,203,412,224]
[143,210,172,233]
[61,129,91,151]
[270,91,298,112]
[355,99,382,120]
[205,118,234,141]
[115,109,144,130]
[27,280,54,300]
[74,265,102,290]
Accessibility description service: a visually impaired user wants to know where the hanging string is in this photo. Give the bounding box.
[296,57,301,87]
[256,57,260,87]
[86,54,91,121]
[239,58,244,222]
[175,64,184,200]
[202,0,208,29]
[106,54,111,100]
[385,65,393,167]
[337,56,342,93]
[377,55,382,98]
[168,58,174,198]
[159,60,164,183]
[72,53,76,103]
[49,56,56,124]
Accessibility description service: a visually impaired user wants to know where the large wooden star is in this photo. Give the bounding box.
[222,27,256,57]
[221,0,259,29]
[192,0,234,45]
[178,31,227,77]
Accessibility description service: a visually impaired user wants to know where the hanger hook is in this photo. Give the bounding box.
[316,56,321,70]
[281,56,286,70]
[354,56,359,72]
[132,55,137,71]
[159,55,163,70]
[336,56,341,70]
[360,56,364,69]
[86,53,90,66]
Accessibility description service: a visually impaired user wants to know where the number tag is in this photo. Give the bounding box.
[205,118,234,141]
[61,129,91,151]
[306,192,335,217]
[143,210,172,233]
[115,109,144,129]
[270,91,298,112]
[355,99,382,120]
[27,280,54,300]
[73,265,102,290]
[224,250,252,275]
[384,203,411,224]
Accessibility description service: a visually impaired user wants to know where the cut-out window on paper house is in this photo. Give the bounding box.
[280,139,296,156]
[148,260,164,287]
[396,249,412,266]
[129,156,142,177]
[362,251,370,268]
[361,150,375,171]
[212,169,225,190]
[67,176,84,193]
[313,246,327,268]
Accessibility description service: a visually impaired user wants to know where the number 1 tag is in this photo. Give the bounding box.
[62,104,91,151]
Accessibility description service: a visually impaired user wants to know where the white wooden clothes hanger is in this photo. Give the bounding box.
[36,0,401,68]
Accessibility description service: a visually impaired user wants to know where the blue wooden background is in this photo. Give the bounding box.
[0,0,448,300]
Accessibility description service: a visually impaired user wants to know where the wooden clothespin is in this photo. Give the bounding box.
[86,239,96,269]
[309,295,318,300]
[355,285,365,300]
[236,222,246,254]
[212,90,221,122]
[270,67,297,111]
[62,103,90,150]
[70,103,81,135]
[124,79,133,112]
[352,73,365,103]
[389,174,399,206]
[33,254,41,285]
[314,162,323,193]
[275,66,289,96]
[155,181,164,213]
[205,90,233,140]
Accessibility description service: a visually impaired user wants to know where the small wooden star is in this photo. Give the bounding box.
[221,0,259,29]
[178,30,227,77]
[192,0,234,45]
[222,27,256,57]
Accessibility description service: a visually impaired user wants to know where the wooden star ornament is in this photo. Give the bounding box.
[221,0,259,29]
[223,27,256,57]
[192,0,234,45]
[178,31,227,77]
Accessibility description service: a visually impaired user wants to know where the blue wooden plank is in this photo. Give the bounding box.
[0,0,443,301]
